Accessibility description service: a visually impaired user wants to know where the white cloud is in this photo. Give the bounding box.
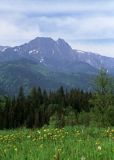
[1,0,114,14]
[34,16,114,40]
[70,40,114,57]
[0,0,114,57]
[0,20,41,46]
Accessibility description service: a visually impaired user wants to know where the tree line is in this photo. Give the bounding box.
[0,68,114,129]
[0,86,92,129]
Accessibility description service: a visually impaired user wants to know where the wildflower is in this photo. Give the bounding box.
[96,141,100,145]
[97,146,102,151]
[37,130,41,134]
[81,156,86,160]
[57,148,62,152]
[14,148,17,152]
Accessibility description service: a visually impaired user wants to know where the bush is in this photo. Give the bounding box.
[78,111,91,126]
[107,106,114,126]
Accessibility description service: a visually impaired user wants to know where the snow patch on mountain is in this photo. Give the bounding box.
[40,57,44,63]
[0,46,9,52]
[29,50,39,55]
[77,50,85,54]
[1,48,7,52]
[14,48,18,52]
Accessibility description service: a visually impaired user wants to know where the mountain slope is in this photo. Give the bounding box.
[0,59,94,95]
[0,37,97,74]
[0,46,9,52]
[73,49,114,73]
[0,37,114,95]
[0,59,65,95]
[0,37,114,73]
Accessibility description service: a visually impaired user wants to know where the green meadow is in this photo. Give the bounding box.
[0,127,114,160]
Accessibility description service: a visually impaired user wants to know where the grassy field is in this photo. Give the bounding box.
[0,126,114,160]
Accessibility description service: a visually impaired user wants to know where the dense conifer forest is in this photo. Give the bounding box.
[0,69,114,129]
[0,86,92,129]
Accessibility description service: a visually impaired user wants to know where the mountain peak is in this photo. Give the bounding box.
[30,37,54,43]
[57,38,68,45]
[57,38,72,50]
[57,38,65,42]
[1,36,114,73]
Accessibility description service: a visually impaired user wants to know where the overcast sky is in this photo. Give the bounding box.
[0,0,114,57]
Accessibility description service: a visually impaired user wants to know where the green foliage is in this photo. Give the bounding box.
[107,106,114,126]
[78,111,91,126]
[0,86,91,129]
[95,68,114,94]
[0,96,6,111]
[90,68,114,127]
[64,106,78,126]
[1,68,114,129]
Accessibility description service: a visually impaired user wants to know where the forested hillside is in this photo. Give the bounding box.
[0,69,114,129]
